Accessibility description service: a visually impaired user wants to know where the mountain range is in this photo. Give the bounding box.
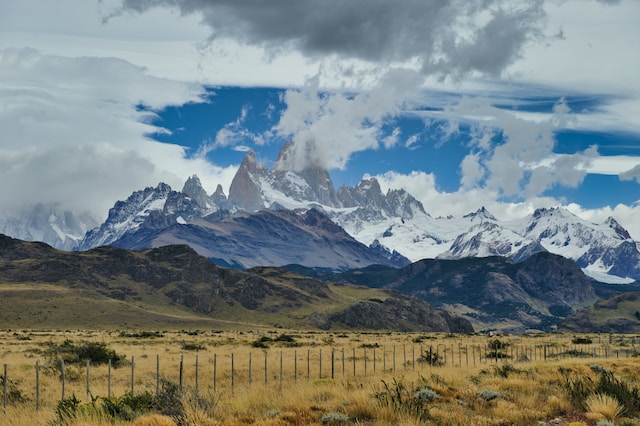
[0,234,472,333]
[1,141,639,284]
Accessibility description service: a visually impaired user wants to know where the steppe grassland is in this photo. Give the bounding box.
[0,329,639,425]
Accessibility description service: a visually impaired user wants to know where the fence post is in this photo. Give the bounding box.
[156,355,160,396]
[341,348,345,376]
[373,347,376,373]
[352,347,356,377]
[249,352,253,387]
[213,354,217,392]
[231,353,235,392]
[108,359,112,399]
[35,360,40,411]
[383,347,387,371]
[3,364,7,411]
[331,349,335,379]
[364,348,367,377]
[131,356,135,395]
[195,354,199,395]
[393,346,396,372]
[430,345,434,367]
[86,360,90,400]
[279,351,283,389]
[307,349,310,382]
[294,350,297,384]
[413,345,416,370]
[319,348,322,379]
[404,345,407,369]
[179,355,184,392]
[265,351,269,385]
[61,360,66,400]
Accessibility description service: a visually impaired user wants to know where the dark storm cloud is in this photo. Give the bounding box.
[114,0,546,79]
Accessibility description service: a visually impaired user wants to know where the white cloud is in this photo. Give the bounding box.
[0,48,236,218]
[116,0,548,81]
[273,69,425,171]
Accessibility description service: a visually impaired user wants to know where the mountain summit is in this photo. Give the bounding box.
[24,140,640,282]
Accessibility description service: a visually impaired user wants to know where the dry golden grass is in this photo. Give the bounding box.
[585,392,624,421]
[0,330,639,425]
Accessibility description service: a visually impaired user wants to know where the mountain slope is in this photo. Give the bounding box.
[0,234,461,331]
[287,252,598,332]
[0,204,98,250]
[110,208,409,270]
[64,141,640,282]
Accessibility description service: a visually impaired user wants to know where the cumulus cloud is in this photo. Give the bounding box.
[620,164,640,183]
[446,97,598,198]
[0,48,236,218]
[273,68,424,171]
[115,0,547,80]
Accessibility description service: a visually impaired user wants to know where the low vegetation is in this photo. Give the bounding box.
[1,330,639,425]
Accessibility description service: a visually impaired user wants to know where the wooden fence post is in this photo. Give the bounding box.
[373,347,376,373]
[352,347,356,377]
[85,360,90,400]
[35,360,40,411]
[156,355,160,396]
[131,356,135,395]
[195,354,199,395]
[249,352,253,387]
[331,349,335,379]
[179,355,184,392]
[61,360,66,400]
[319,348,322,379]
[279,351,283,389]
[265,351,269,385]
[231,353,235,392]
[3,364,7,411]
[293,350,297,383]
[364,347,367,377]
[108,359,112,399]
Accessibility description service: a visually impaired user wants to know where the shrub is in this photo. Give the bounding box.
[181,342,205,351]
[371,379,431,421]
[572,336,593,345]
[0,374,28,404]
[320,412,350,425]
[585,393,623,421]
[477,389,503,401]
[45,340,126,367]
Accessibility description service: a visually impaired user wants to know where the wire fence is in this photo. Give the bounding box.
[2,340,638,412]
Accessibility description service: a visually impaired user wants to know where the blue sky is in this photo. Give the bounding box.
[1,0,639,239]
[152,86,640,209]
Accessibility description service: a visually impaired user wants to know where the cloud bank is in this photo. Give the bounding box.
[115,0,547,80]
[0,48,236,218]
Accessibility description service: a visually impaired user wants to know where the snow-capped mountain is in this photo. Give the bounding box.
[47,141,640,283]
[78,176,228,250]
[0,204,98,250]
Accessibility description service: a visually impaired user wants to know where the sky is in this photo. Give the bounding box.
[1,0,639,239]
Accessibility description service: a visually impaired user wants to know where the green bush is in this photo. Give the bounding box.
[45,340,126,367]
[561,367,640,416]
[0,375,28,404]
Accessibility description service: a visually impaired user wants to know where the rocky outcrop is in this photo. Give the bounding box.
[326,296,473,333]
[228,150,266,211]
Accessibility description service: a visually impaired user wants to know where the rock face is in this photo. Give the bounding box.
[0,204,98,251]
[560,292,640,333]
[0,234,468,332]
[112,208,410,269]
[326,297,474,333]
[305,252,598,332]
[228,150,266,211]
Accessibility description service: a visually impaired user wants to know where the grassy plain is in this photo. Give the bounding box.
[1,330,639,425]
